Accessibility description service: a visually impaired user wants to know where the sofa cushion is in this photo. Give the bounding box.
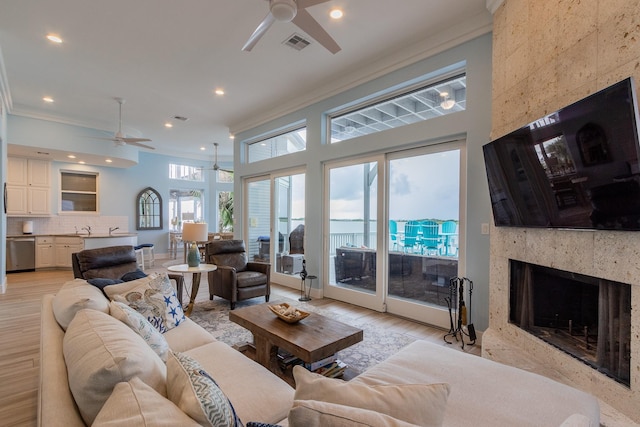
[185,341,294,424]
[163,317,216,352]
[559,413,592,427]
[288,400,421,427]
[52,278,110,330]
[109,300,170,362]
[167,351,242,427]
[105,273,185,333]
[63,308,167,425]
[93,377,200,427]
[292,365,449,427]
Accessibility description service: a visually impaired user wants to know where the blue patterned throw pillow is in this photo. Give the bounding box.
[167,352,243,427]
[112,273,185,333]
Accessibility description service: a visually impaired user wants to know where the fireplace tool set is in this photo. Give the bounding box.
[444,276,477,349]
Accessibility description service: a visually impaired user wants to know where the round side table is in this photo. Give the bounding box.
[167,263,217,316]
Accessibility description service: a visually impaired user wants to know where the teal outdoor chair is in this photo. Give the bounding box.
[389,220,398,250]
[401,220,421,253]
[420,220,442,255]
[440,220,458,256]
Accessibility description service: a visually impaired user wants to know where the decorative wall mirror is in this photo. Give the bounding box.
[137,187,163,230]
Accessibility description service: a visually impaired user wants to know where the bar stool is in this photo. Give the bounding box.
[134,247,145,271]
[134,243,155,269]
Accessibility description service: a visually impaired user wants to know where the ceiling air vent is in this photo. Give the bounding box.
[172,115,189,122]
[283,33,311,51]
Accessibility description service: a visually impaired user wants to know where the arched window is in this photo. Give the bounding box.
[137,187,163,230]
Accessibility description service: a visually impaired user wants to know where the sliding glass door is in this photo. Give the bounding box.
[324,143,464,327]
[325,156,384,311]
[244,170,306,286]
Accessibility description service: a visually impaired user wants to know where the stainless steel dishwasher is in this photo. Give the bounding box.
[6,236,36,272]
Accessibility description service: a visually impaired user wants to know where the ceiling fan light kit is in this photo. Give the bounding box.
[271,0,297,22]
[243,0,340,54]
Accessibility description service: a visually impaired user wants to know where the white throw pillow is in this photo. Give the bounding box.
[105,272,185,333]
[52,278,109,330]
[166,351,242,427]
[63,308,167,425]
[93,377,200,426]
[292,365,450,427]
[109,300,170,362]
[289,400,421,427]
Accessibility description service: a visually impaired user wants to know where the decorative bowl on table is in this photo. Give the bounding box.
[268,303,310,323]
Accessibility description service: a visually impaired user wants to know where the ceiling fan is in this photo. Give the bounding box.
[242,0,341,54]
[200,143,233,173]
[98,97,154,150]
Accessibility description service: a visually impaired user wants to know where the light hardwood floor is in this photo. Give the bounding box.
[0,267,479,427]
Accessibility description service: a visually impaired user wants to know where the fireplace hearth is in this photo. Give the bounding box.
[509,260,631,386]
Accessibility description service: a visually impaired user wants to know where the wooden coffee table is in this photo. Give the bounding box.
[229,301,363,376]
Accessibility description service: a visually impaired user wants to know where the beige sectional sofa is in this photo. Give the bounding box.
[39,275,601,426]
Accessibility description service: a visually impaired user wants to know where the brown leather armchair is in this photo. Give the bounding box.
[205,239,270,309]
[71,245,185,303]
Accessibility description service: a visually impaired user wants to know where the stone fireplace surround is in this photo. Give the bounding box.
[483,226,640,422]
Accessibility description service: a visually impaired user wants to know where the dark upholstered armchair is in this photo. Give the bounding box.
[72,245,185,303]
[205,239,270,309]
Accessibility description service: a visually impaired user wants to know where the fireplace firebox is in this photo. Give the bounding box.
[509,260,631,386]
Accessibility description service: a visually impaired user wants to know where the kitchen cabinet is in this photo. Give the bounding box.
[36,236,55,268]
[54,237,83,268]
[6,157,51,216]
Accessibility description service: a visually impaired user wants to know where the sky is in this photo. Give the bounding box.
[329,149,460,222]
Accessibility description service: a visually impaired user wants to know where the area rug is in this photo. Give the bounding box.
[189,297,417,376]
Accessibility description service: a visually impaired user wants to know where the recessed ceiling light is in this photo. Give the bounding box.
[78,161,86,164]
[105,159,113,163]
[330,8,343,19]
[200,146,206,151]
[164,122,173,128]
[43,96,54,103]
[67,154,76,159]
[229,134,235,140]
[46,34,63,43]
[214,88,225,96]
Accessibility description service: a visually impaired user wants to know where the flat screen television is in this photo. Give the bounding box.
[483,77,640,230]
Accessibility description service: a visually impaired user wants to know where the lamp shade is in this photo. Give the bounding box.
[182,222,208,242]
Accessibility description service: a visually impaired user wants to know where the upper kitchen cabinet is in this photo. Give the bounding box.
[60,171,99,213]
[6,157,51,216]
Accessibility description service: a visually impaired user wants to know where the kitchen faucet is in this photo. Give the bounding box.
[109,226,120,235]
[81,226,92,236]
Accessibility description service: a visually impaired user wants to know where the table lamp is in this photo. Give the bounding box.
[182,222,208,267]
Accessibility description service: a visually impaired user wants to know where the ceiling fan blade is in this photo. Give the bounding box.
[123,140,155,150]
[121,137,151,143]
[297,0,331,8]
[242,12,277,52]
[292,8,341,54]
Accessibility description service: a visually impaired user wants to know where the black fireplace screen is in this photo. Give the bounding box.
[509,260,631,387]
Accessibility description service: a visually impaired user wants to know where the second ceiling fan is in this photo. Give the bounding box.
[242,0,341,54]
[200,143,233,173]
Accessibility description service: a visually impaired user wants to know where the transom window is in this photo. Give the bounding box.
[169,163,204,181]
[329,73,466,143]
[247,126,307,163]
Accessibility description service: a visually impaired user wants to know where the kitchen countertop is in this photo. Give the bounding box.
[7,233,138,238]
